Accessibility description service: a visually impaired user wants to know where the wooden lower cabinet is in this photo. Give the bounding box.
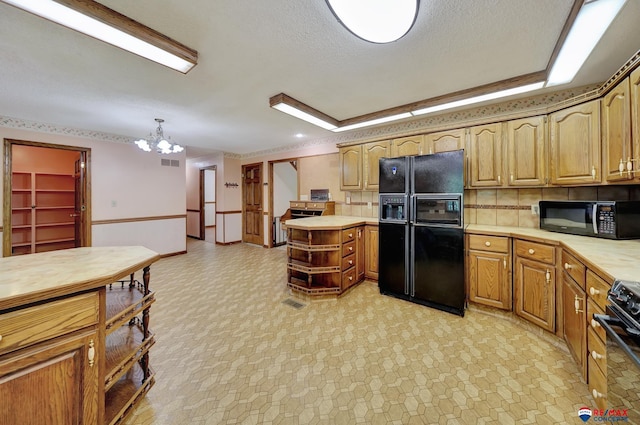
[0,330,100,425]
[364,225,379,280]
[287,223,366,296]
[467,234,512,310]
[0,249,158,425]
[513,240,556,332]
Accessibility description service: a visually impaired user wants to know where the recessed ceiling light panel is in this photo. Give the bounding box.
[326,0,419,44]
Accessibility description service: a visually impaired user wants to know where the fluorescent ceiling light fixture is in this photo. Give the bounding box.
[412,82,545,116]
[326,0,419,43]
[332,113,413,132]
[1,0,198,73]
[547,0,626,86]
[270,93,338,131]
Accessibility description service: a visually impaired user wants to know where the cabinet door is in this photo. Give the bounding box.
[0,330,100,425]
[468,250,511,310]
[356,226,365,281]
[468,123,504,187]
[339,145,362,190]
[562,274,587,379]
[549,100,601,185]
[424,128,466,154]
[602,78,632,182]
[506,116,547,186]
[631,67,640,180]
[364,225,378,280]
[514,257,555,332]
[362,141,391,191]
[391,135,423,157]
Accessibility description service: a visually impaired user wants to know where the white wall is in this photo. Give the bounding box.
[1,125,186,256]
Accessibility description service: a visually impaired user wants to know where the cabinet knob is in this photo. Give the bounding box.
[348,233,353,238]
[485,241,491,247]
[591,165,597,180]
[592,389,604,399]
[619,158,625,176]
[545,269,551,284]
[497,175,501,184]
[591,350,603,360]
[528,249,535,255]
[348,276,353,281]
[591,318,601,329]
[349,247,353,251]
[0,334,2,342]
[348,260,353,265]
[564,262,572,270]
[589,287,600,296]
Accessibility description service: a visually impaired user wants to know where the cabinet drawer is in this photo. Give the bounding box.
[342,253,356,271]
[342,228,357,242]
[587,299,607,343]
[561,250,585,290]
[0,292,99,356]
[588,356,607,411]
[342,240,356,257]
[342,268,357,290]
[307,202,326,210]
[514,240,555,265]
[587,327,607,376]
[290,201,305,208]
[468,234,509,253]
[586,270,610,310]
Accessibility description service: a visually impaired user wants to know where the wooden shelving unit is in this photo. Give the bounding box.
[104,273,155,425]
[286,224,364,296]
[11,171,76,255]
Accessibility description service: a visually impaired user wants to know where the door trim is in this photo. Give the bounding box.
[3,139,92,256]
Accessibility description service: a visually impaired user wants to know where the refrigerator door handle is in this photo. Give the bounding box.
[409,224,414,297]
[409,194,416,223]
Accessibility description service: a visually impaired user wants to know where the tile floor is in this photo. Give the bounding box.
[122,239,594,425]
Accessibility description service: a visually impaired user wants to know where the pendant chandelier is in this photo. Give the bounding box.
[135,118,184,154]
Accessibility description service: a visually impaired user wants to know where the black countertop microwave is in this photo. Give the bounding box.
[539,200,640,240]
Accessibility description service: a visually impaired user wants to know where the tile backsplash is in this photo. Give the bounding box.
[336,185,640,227]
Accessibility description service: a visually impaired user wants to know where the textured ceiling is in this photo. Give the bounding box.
[0,0,639,155]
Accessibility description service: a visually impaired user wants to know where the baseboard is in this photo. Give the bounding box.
[160,250,187,258]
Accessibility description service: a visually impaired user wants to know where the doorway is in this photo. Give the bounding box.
[3,139,91,256]
[200,166,216,243]
[242,162,263,246]
[269,159,298,247]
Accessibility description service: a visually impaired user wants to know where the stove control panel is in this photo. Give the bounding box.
[609,280,640,332]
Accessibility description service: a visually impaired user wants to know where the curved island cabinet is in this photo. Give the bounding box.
[285,216,368,298]
[0,246,160,425]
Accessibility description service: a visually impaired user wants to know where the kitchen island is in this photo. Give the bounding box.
[0,246,159,425]
[285,216,375,298]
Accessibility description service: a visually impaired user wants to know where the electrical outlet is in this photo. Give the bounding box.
[346,196,351,205]
[367,201,372,209]
[531,204,539,215]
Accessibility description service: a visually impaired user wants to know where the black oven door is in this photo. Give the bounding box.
[594,314,640,421]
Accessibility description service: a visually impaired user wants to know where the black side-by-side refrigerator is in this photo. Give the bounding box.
[378,150,465,316]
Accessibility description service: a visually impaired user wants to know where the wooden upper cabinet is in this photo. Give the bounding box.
[339,145,362,190]
[362,140,391,191]
[468,123,503,187]
[631,67,640,181]
[549,100,601,185]
[424,128,466,154]
[506,116,547,186]
[602,77,632,182]
[391,135,424,157]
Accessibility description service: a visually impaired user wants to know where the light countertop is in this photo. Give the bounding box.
[285,215,377,229]
[466,224,640,283]
[0,246,160,310]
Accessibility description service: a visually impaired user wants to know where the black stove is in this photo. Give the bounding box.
[608,279,640,339]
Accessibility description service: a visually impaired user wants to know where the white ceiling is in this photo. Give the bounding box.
[0,0,639,156]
